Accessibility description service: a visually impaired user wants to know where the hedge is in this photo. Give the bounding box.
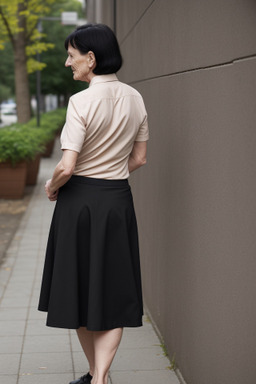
[0,108,66,165]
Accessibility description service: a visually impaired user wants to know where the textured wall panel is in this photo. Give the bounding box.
[131,57,256,384]
[116,0,153,42]
[118,0,256,83]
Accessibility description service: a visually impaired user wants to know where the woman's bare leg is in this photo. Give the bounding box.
[76,327,95,376]
[92,328,123,384]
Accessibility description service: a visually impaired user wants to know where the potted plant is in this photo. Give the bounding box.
[26,108,66,158]
[0,126,45,198]
[40,109,66,157]
[0,108,66,198]
[24,108,66,183]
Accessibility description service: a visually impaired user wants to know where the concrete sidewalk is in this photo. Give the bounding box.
[0,141,180,384]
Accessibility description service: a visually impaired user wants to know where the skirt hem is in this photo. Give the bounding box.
[38,309,143,331]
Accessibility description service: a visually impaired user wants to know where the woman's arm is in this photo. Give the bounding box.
[45,149,78,201]
[128,141,147,173]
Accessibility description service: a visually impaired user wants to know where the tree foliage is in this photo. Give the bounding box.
[0,40,15,94]
[0,0,60,122]
[0,0,85,121]
[0,0,55,73]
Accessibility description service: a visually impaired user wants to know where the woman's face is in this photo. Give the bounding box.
[65,44,95,82]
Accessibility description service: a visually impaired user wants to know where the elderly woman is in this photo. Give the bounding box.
[38,24,149,384]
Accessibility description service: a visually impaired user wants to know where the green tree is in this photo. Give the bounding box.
[0,40,15,95]
[30,0,86,106]
[0,83,11,123]
[0,0,56,123]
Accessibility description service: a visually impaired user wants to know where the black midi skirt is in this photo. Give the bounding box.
[38,175,143,331]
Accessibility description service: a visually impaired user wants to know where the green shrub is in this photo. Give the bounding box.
[26,108,66,142]
[0,126,44,165]
[0,108,66,166]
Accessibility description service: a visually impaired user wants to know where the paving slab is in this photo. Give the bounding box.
[111,370,180,384]
[19,351,73,375]
[72,351,90,373]
[18,373,74,384]
[0,335,23,354]
[111,346,170,371]
[23,334,71,353]
[0,353,21,374]
[0,320,26,336]
[0,307,27,321]
[0,375,18,384]
[25,319,69,336]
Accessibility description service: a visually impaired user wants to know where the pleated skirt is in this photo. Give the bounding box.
[38,175,143,331]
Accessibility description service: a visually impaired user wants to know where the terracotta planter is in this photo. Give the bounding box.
[42,138,55,158]
[0,162,27,199]
[26,154,41,186]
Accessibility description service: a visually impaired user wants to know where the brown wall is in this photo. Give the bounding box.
[86,1,256,383]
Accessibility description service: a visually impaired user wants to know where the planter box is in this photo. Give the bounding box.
[42,138,55,158]
[26,154,41,186]
[0,162,27,199]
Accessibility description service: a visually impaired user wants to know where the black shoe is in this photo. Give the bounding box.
[69,372,92,384]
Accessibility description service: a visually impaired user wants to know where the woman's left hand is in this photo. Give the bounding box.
[45,179,59,201]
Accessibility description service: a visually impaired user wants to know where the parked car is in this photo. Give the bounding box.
[1,99,17,115]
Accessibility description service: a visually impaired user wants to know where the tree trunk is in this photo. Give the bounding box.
[13,4,31,123]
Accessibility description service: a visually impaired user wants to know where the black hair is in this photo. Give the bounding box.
[64,23,123,75]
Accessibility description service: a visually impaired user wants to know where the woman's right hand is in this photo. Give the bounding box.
[45,179,59,201]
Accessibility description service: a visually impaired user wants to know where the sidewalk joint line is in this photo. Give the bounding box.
[69,329,76,380]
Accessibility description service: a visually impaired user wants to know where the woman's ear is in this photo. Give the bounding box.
[87,51,96,69]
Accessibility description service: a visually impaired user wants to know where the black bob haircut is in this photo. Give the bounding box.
[64,24,123,75]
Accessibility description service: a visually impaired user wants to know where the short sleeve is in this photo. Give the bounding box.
[135,114,149,142]
[61,98,87,153]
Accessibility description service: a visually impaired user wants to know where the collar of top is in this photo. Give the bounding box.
[89,74,118,87]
